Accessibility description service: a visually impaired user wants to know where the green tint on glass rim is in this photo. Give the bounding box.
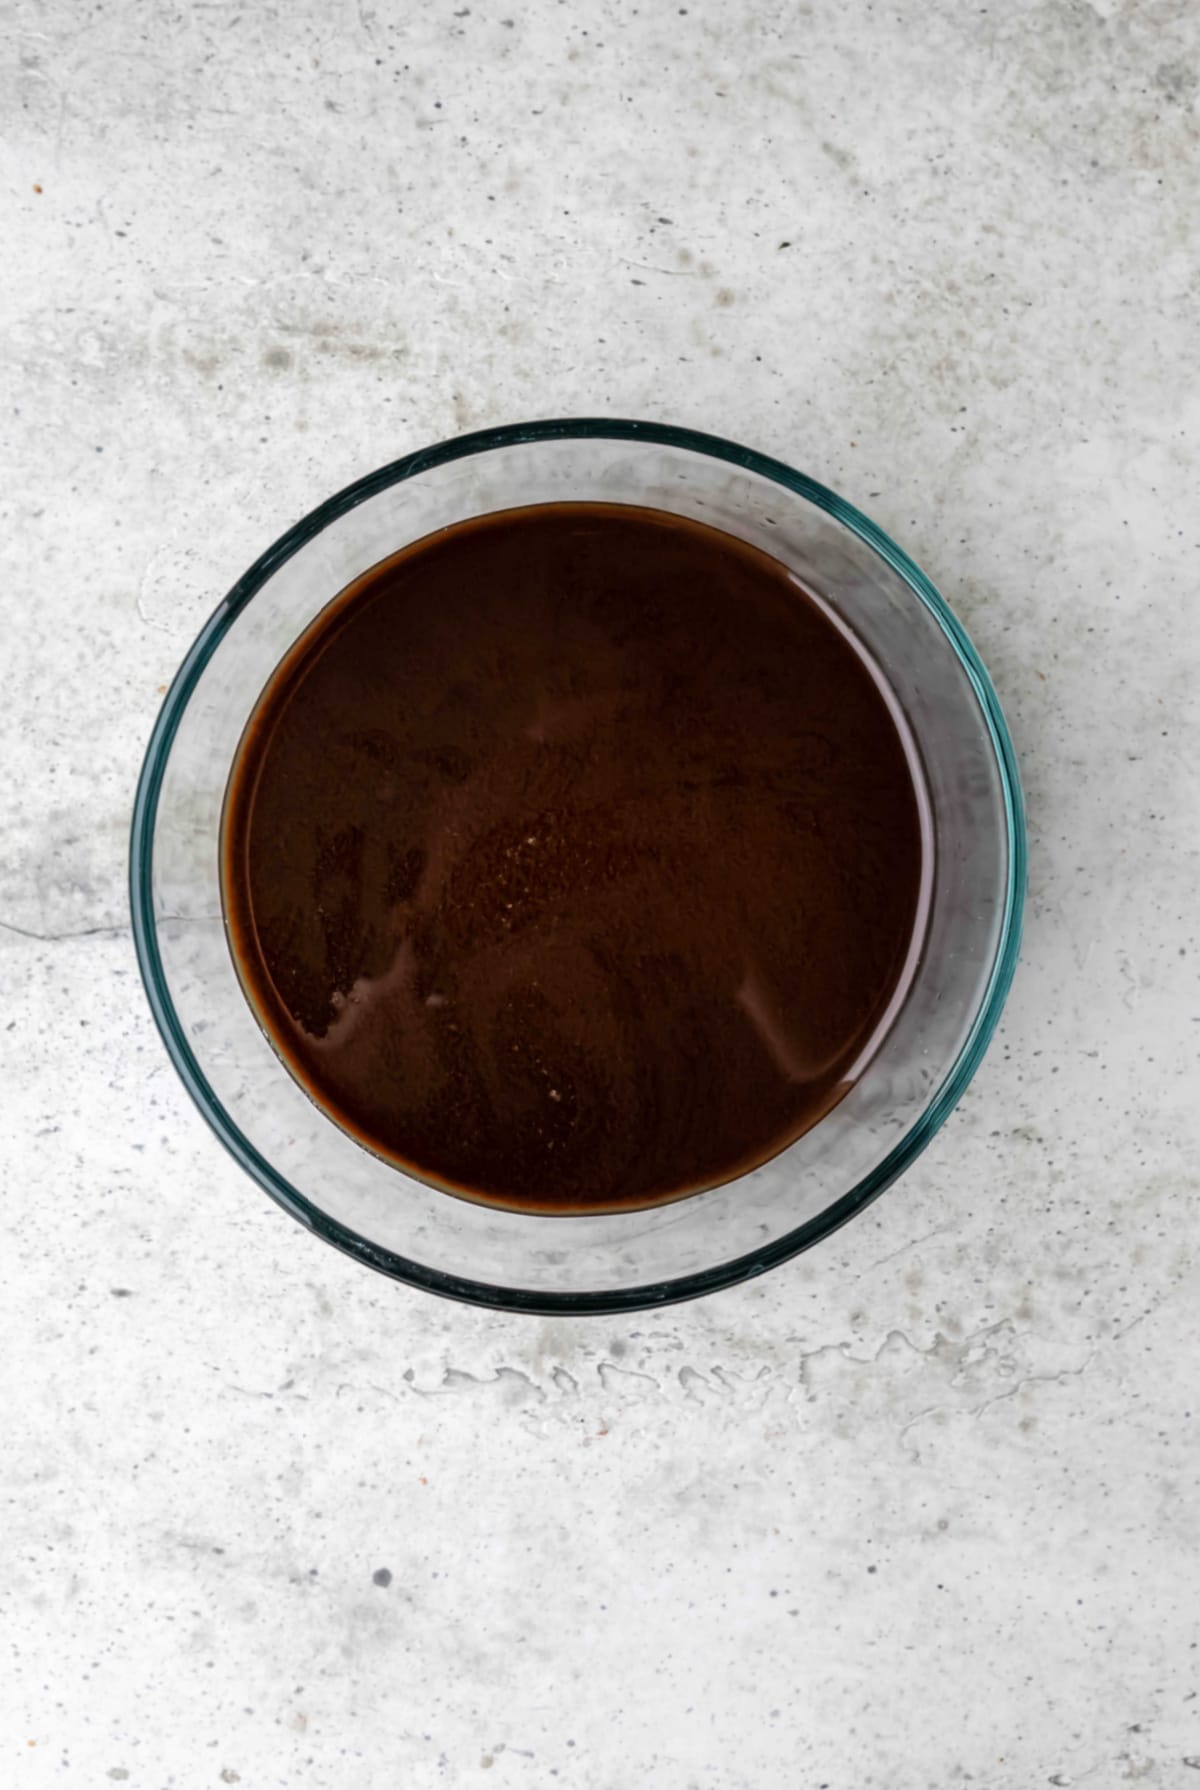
[130,418,1026,1314]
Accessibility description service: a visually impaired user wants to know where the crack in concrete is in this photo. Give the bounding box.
[0,917,128,943]
[861,1223,955,1274]
[0,912,215,944]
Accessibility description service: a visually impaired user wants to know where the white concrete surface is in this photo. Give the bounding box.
[4,1,1199,1785]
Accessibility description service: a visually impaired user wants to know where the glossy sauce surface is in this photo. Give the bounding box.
[221,503,927,1213]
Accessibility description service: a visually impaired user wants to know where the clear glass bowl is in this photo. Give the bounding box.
[130,419,1025,1314]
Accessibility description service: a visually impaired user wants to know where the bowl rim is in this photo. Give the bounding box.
[129,415,1026,1315]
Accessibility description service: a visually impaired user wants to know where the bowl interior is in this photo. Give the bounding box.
[131,420,1023,1312]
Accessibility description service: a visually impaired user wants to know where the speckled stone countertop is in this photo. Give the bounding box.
[4,2,1198,1785]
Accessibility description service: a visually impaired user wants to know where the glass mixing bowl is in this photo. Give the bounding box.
[130,419,1024,1314]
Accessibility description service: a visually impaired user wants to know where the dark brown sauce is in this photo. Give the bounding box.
[221,503,927,1214]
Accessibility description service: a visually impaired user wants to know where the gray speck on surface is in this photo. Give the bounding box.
[1155,59,1197,103]
[373,1567,393,1587]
